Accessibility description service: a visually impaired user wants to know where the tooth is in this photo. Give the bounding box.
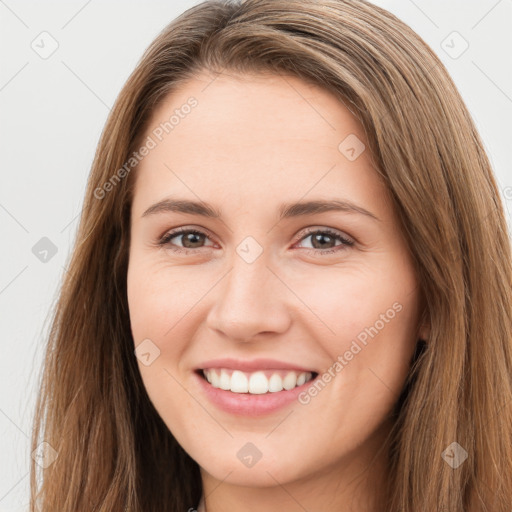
[230,370,249,393]
[203,368,315,393]
[219,369,231,390]
[268,373,284,392]
[248,371,269,394]
[282,371,298,390]
[296,372,307,386]
[210,370,220,388]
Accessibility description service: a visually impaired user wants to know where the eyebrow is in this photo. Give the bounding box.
[141,197,380,222]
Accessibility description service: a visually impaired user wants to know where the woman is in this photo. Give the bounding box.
[30,0,512,511]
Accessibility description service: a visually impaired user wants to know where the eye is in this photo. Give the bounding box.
[157,228,215,253]
[293,227,354,255]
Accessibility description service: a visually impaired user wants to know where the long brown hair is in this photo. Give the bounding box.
[30,0,512,510]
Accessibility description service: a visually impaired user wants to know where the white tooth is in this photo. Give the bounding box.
[210,370,220,388]
[205,368,312,393]
[219,369,231,390]
[268,373,284,392]
[248,371,269,394]
[296,372,307,386]
[230,370,249,393]
[282,371,298,390]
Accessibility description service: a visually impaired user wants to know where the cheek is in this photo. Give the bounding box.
[127,264,201,433]
[127,260,202,341]
[127,261,185,398]
[288,264,419,397]
[285,261,418,341]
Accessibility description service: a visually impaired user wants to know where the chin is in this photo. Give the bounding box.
[199,457,303,488]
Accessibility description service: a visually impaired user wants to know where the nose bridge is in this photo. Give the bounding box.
[206,244,290,341]
[228,247,271,304]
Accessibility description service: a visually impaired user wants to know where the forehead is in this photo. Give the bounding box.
[144,70,363,149]
[131,71,388,218]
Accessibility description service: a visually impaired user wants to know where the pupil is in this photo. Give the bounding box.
[313,233,333,249]
[183,232,203,248]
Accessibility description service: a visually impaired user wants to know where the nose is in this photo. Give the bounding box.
[205,251,292,342]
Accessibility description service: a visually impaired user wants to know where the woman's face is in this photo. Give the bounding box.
[127,71,426,490]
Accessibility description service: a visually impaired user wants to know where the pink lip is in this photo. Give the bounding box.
[193,360,319,417]
[194,371,317,416]
[196,357,316,373]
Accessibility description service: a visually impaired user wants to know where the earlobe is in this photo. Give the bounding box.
[418,323,430,342]
[417,300,430,342]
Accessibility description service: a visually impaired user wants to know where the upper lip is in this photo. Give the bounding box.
[197,358,317,373]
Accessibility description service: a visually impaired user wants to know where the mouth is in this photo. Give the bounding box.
[196,368,319,395]
[193,357,321,415]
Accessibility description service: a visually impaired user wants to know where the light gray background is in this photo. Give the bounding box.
[1,0,511,510]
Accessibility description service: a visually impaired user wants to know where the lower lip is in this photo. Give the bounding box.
[194,371,317,416]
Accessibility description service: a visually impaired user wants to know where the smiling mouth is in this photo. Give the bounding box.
[197,368,318,394]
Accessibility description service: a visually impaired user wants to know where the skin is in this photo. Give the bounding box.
[127,70,429,512]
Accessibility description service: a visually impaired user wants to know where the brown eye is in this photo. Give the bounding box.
[159,228,214,252]
[309,232,337,249]
[179,231,206,248]
[295,228,354,254]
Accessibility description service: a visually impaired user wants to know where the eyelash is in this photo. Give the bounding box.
[157,227,355,256]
